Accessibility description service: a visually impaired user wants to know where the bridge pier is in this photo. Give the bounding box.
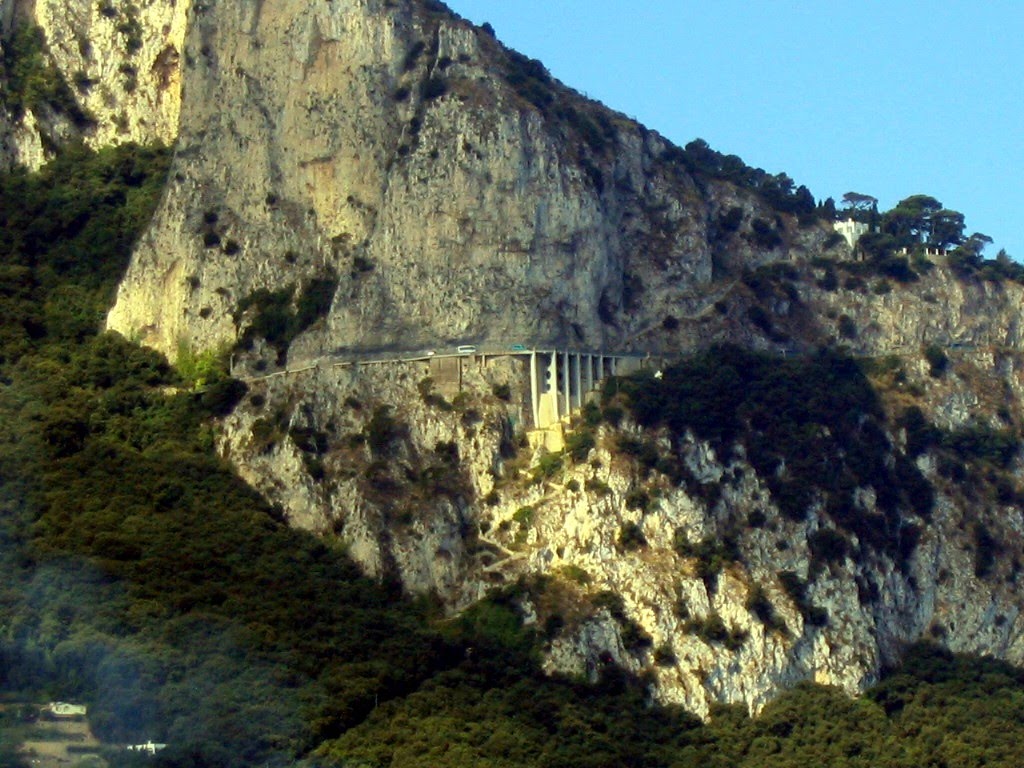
[572,353,583,411]
[530,352,539,427]
[549,352,560,422]
[565,352,573,417]
[525,348,639,431]
[532,351,560,429]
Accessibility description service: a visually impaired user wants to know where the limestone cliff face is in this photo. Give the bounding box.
[216,289,1024,717]
[102,0,814,358]
[7,0,1024,720]
[0,0,186,168]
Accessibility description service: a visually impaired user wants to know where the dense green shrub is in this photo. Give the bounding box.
[901,406,940,458]
[532,451,564,481]
[234,270,337,363]
[365,405,405,456]
[923,343,948,377]
[0,146,453,764]
[617,521,647,551]
[941,422,1019,468]
[674,532,740,589]
[417,376,453,410]
[0,143,170,363]
[777,570,828,628]
[817,265,839,290]
[823,232,845,249]
[685,613,747,650]
[115,5,144,54]
[320,639,1024,767]
[837,313,857,339]
[746,304,774,334]
[973,522,998,578]
[402,40,426,72]
[749,217,783,249]
[560,105,613,153]
[1,24,91,125]
[420,75,448,101]
[717,205,744,235]
[624,488,651,512]
[564,428,595,462]
[503,50,554,112]
[653,644,677,666]
[809,528,848,567]
[745,584,787,634]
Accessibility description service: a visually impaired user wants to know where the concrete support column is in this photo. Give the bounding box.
[548,352,560,421]
[572,353,583,410]
[562,350,571,416]
[530,352,539,427]
[584,354,594,395]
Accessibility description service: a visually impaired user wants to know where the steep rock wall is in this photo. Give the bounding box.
[0,0,187,167]
[105,0,814,359]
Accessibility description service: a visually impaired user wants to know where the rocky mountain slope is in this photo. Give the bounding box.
[4,0,1024,719]
[0,0,184,167]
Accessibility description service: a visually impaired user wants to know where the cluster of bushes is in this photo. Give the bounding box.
[663,139,817,219]
[590,591,652,653]
[417,376,453,411]
[674,531,740,591]
[684,612,748,650]
[749,217,783,249]
[233,270,337,364]
[901,404,1022,513]
[738,263,802,340]
[617,521,647,551]
[113,2,144,55]
[494,37,619,172]
[745,584,787,634]
[940,422,1020,469]
[0,144,462,766]
[834,193,1023,286]
[502,49,556,113]
[777,570,829,628]
[321,639,1024,767]
[900,407,1023,577]
[1,23,91,126]
[949,250,1024,283]
[605,346,934,565]
[0,142,171,363]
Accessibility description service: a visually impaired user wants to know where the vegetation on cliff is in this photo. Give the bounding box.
[0,23,91,128]
[830,189,1017,285]
[1,145,1024,767]
[602,346,933,566]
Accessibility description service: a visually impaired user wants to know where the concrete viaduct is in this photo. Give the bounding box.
[237,344,654,444]
[429,346,651,447]
[508,349,645,429]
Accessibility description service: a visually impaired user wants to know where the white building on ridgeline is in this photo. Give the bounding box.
[834,218,871,248]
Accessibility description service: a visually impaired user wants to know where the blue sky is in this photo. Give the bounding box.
[446,1,1023,259]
